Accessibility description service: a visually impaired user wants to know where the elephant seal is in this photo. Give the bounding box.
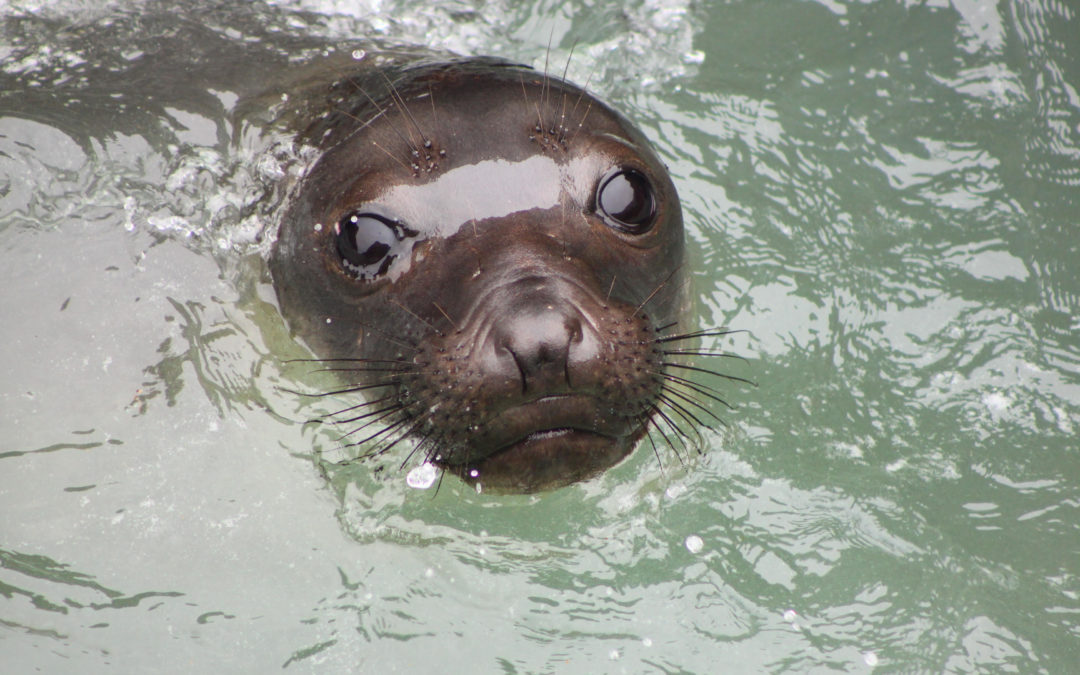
[271,54,728,492]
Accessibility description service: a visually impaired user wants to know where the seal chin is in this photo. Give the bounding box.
[449,427,638,493]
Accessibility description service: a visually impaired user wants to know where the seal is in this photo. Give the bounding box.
[271,54,733,492]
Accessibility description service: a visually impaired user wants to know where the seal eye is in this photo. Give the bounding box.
[334,211,413,280]
[596,168,657,235]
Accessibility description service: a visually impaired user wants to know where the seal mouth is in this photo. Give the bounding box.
[493,426,615,458]
[439,395,642,492]
[464,394,633,460]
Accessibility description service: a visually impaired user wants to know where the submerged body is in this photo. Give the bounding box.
[271,54,694,492]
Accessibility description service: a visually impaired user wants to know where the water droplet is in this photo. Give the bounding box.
[684,535,704,553]
[406,462,438,489]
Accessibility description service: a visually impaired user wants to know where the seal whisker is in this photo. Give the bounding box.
[647,402,692,460]
[655,328,746,343]
[314,364,416,375]
[656,393,712,444]
[431,301,457,330]
[323,393,398,419]
[338,77,419,159]
[390,298,443,336]
[663,348,748,363]
[332,401,406,427]
[372,139,417,173]
[541,28,554,131]
[343,414,412,450]
[360,417,427,460]
[278,380,393,398]
[660,386,727,428]
[655,320,680,334]
[554,42,578,142]
[657,372,735,410]
[380,72,435,164]
[565,95,596,146]
[637,412,666,473]
[633,264,683,317]
[665,361,757,387]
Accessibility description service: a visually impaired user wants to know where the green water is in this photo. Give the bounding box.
[1,0,1077,672]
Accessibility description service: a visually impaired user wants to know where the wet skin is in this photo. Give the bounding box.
[271,57,686,492]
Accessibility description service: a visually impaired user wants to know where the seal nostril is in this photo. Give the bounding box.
[493,303,587,395]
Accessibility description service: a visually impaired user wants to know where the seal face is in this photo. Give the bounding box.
[271,56,689,492]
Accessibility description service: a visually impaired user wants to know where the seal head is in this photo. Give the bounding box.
[271,57,686,492]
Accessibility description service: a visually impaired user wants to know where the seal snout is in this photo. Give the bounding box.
[491,293,592,396]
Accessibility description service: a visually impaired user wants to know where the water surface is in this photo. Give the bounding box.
[1,0,1078,672]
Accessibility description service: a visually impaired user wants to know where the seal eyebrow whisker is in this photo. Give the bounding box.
[541,27,554,129]
[565,63,597,140]
[605,275,617,303]
[343,76,422,164]
[372,139,415,173]
[380,72,431,156]
[566,97,595,146]
[521,72,546,139]
[554,41,577,141]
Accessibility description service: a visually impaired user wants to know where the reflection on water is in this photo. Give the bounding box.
[1,0,1078,672]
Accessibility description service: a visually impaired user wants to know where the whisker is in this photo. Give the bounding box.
[658,372,735,410]
[361,417,427,460]
[324,393,397,419]
[390,298,443,336]
[638,412,665,474]
[662,349,746,361]
[283,357,413,365]
[657,394,710,444]
[665,362,757,387]
[648,402,693,456]
[655,328,746,344]
[342,413,411,449]
[662,386,728,428]
[278,379,395,399]
[333,401,406,427]
[633,264,683,317]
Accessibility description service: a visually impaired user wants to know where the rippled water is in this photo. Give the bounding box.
[2,0,1078,672]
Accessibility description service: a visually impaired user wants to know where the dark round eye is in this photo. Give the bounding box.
[334,212,413,280]
[596,168,657,235]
